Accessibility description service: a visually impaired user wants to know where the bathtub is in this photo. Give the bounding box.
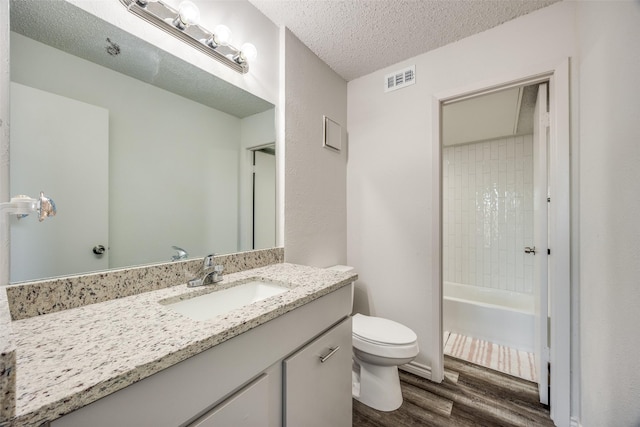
[443,282,535,352]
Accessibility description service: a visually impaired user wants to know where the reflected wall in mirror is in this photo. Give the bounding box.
[9,0,277,283]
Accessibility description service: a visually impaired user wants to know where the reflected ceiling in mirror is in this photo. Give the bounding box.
[10,0,273,117]
[9,0,277,283]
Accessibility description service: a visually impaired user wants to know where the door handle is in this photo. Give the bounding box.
[319,346,341,363]
[93,245,106,255]
[524,246,537,255]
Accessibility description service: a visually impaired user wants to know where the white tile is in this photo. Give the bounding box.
[506,139,515,159]
[515,139,523,159]
[499,158,507,173]
[523,136,533,156]
[524,159,533,184]
[443,136,536,293]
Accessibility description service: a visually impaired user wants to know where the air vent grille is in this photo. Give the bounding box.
[385,65,416,92]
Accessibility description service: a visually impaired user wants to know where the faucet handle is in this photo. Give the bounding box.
[213,264,224,281]
[204,253,216,269]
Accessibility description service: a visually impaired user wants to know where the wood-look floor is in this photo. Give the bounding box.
[353,356,554,427]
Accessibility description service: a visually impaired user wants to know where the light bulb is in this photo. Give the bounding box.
[213,24,232,46]
[240,42,257,63]
[176,1,200,28]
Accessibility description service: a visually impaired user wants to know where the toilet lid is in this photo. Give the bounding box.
[352,314,417,345]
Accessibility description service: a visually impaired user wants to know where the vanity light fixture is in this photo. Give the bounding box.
[120,0,257,74]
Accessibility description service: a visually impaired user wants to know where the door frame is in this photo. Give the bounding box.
[431,58,571,425]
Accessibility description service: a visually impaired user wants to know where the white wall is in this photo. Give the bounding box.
[443,136,534,294]
[576,2,640,425]
[347,0,576,403]
[11,33,242,267]
[283,29,348,267]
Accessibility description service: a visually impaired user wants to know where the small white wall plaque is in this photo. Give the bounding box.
[323,115,342,152]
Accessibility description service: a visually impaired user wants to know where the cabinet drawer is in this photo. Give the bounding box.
[283,317,352,427]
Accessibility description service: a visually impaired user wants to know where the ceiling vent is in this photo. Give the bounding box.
[384,65,416,92]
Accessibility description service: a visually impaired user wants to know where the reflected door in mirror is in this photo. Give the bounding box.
[253,149,276,249]
[10,83,109,282]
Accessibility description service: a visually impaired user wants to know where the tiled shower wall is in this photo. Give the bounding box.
[443,135,534,294]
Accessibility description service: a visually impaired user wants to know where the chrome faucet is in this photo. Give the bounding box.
[187,253,224,287]
[171,246,188,261]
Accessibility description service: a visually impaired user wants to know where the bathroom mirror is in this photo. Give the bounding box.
[8,0,277,282]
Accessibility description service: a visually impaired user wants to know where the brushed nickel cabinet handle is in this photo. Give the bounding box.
[319,346,341,363]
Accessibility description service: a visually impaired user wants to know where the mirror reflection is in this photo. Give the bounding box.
[9,0,276,283]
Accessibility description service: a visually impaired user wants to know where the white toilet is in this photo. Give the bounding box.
[327,266,419,412]
[352,313,419,411]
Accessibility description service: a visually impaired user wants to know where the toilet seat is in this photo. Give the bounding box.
[352,314,419,359]
[352,313,417,345]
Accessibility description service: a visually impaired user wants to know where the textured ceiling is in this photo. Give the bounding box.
[249,0,560,81]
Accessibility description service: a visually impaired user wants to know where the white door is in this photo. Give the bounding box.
[253,148,276,249]
[533,83,550,405]
[10,82,109,282]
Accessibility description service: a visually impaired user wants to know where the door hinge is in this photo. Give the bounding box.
[547,197,551,203]
[547,248,551,255]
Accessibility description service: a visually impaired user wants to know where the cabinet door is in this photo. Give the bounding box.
[188,374,269,427]
[283,317,352,427]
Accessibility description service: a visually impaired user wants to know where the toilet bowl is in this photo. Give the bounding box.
[352,313,419,411]
[326,265,419,411]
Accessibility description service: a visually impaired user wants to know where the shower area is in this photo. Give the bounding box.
[442,83,545,382]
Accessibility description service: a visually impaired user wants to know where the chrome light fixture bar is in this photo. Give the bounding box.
[120,0,256,74]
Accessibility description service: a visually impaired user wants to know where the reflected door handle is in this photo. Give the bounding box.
[524,246,537,255]
[93,245,106,255]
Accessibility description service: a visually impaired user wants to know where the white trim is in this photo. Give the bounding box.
[430,95,444,384]
[570,416,582,427]
[0,0,10,287]
[400,361,433,380]
[433,57,572,427]
[276,26,286,249]
[548,58,572,425]
[435,57,568,103]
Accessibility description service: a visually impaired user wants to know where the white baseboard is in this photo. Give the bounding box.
[570,416,582,427]
[399,361,433,381]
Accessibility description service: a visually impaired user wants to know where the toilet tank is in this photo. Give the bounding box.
[326,265,355,273]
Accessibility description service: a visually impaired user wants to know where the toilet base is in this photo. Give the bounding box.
[353,357,403,412]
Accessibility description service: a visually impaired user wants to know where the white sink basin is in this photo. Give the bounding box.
[164,280,289,321]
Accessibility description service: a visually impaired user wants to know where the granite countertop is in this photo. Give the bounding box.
[8,263,356,427]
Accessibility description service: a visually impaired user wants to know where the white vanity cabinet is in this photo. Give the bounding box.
[50,284,353,427]
[284,317,352,427]
[188,374,270,427]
